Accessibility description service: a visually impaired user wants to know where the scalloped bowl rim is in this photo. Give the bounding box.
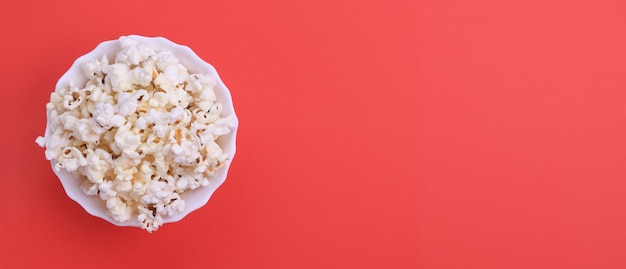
[46,35,238,228]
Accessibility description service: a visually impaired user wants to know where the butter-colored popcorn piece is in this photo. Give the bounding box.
[98,180,117,200]
[83,152,106,184]
[116,90,147,116]
[106,63,132,92]
[35,136,45,147]
[72,119,100,144]
[153,51,179,71]
[106,196,132,222]
[93,103,125,128]
[137,205,163,233]
[82,55,108,80]
[116,181,133,193]
[116,37,156,66]
[80,181,99,196]
[62,86,84,110]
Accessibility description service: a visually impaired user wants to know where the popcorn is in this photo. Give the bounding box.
[37,37,236,232]
[93,103,125,128]
[98,180,117,200]
[62,84,84,110]
[106,197,132,222]
[82,56,109,80]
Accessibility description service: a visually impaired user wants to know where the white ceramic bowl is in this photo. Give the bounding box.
[47,35,238,228]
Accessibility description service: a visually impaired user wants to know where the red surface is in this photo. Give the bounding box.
[1,0,625,268]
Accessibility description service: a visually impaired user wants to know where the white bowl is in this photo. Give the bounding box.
[47,35,238,228]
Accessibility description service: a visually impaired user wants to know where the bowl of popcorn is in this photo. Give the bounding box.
[36,35,238,232]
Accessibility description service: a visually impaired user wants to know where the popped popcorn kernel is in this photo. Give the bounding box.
[37,37,236,232]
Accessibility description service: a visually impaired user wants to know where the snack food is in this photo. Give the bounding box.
[36,37,237,232]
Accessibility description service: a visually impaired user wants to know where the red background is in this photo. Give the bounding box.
[1,0,625,268]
